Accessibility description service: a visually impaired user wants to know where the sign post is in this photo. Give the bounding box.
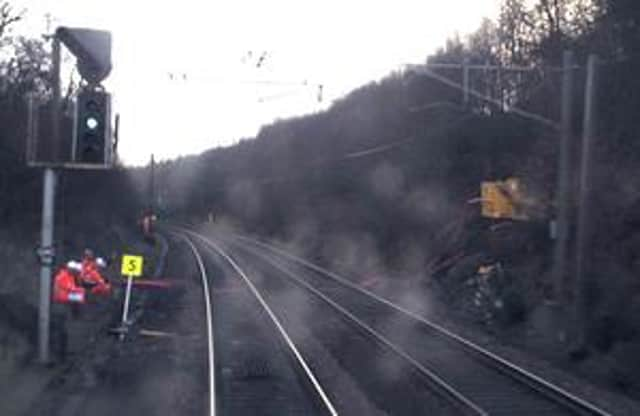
[119,254,144,340]
[36,36,61,364]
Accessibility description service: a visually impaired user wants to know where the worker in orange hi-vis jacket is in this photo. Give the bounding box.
[53,261,86,304]
[79,248,112,297]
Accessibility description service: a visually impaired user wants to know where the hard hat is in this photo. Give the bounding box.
[96,257,107,268]
[67,261,82,272]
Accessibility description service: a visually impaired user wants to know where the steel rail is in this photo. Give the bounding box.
[235,234,612,416]
[177,234,217,416]
[179,228,339,416]
[240,242,488,416]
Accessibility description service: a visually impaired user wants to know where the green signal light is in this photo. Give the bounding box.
[86,117,99,130]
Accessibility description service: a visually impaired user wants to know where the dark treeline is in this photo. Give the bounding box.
[153,0,640,395]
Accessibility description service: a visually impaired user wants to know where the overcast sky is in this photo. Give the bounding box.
[12,1,500,165]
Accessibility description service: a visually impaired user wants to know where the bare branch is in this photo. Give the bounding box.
[0,2,25,39]
[539,0,558,34]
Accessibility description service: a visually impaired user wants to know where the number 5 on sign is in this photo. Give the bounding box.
[121,254,144,277]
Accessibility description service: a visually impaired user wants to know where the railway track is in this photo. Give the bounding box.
[195,233,474,415]
[215,232,613,416]
[174,229,337,415]
[179,235,217,416]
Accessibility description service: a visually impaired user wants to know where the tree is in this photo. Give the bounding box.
[0,2,22,40]
[0,4,52,222]
[530,0,599,62]
[498,0,536,66]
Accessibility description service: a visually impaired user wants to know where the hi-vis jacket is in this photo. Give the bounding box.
[53,267,86,304]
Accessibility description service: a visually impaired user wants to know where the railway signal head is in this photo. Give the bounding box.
[56,27,112,84]
[73,86,112,165]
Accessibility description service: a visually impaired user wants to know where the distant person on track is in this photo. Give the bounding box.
[140,209,157,244]
[79,249,112,297]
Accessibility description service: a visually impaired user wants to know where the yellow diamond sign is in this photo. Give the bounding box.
[481,178,528,220]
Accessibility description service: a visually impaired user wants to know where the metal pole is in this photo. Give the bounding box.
[52,37,61,162]
[575,54,599,343]
[38,168,57,363]
[120,274,134,341]
[552,51,574,307]
[38,36,61,364]
[26,94,38,163]
[463,58,470,106]
[484,60,491,107]
[150,154,155,212]
[496,66,504,112]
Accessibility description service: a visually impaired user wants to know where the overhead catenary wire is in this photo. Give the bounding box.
[341,138,415,160]
[243,110,478,188]
[406,65,560,129]
[257,136,416,185]
[165,107,476,195]
[258,88,307,103]
[166,73,326,104]
[161,59,560,196]
[166,73,314,87]
[411,62,545,72]
[409,101,464,113]
[408,61,580,73]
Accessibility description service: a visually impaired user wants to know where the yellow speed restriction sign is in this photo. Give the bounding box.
[121,254,144,277]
